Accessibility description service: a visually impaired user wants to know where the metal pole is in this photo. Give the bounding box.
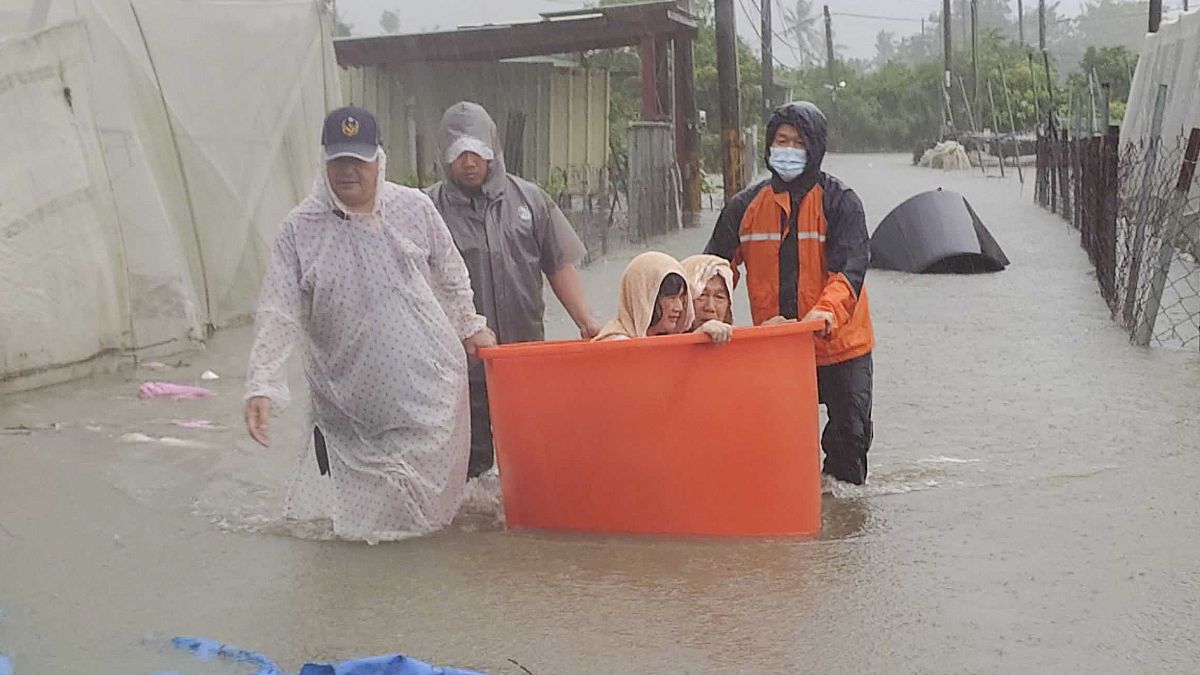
[1000,66,1025,184]
[1088,69,1098,137]
[988,80,1006,177]
[958,75,987,174]
[1100,82,1111,130]
[971,0,980,116]
[1029,52,1042,131]
[1124,84,1170,326]
[761,0,774,121]
[1136,128,1200,345]
[943,0,953,132]
[715,0,745,199]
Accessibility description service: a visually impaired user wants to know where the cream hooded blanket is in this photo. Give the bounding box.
[594,252,695,341]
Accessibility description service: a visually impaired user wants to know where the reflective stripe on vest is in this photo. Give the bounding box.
[738,232,826,243]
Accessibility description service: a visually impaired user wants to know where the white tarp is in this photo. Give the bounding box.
[1122,10,1200,148]
[0,22,129,384]
[0,0,341,392]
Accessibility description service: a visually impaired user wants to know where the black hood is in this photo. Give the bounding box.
[764,101,828,184]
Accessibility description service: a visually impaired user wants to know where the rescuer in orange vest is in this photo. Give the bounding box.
[704,101,875,485]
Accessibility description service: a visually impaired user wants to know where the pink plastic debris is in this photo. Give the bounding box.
[137,382,215,400]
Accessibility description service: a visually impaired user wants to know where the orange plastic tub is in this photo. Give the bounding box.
[478,321,823,537]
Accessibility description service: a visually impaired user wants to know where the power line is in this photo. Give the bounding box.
[749,0,809,54]
[765,0,830,65]
[832,11,927,22]
[737,0,797,69]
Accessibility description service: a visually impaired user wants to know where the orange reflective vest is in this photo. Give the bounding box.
[727,182,874,367]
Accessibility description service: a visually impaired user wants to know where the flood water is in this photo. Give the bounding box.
[2,154,1198,674]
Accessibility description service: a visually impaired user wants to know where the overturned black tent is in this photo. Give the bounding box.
[870,189,1009,273]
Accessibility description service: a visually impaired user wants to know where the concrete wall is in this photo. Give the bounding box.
[341,61,609,195]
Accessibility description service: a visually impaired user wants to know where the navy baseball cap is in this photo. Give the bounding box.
[321,105,380,161]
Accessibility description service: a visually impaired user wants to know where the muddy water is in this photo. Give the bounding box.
[2,154,1198,674]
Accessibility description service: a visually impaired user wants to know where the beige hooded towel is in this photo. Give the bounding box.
[594,252,695,341]
[681,254,736,325]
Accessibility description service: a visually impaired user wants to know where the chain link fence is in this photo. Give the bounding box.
[1036,126,1200,350]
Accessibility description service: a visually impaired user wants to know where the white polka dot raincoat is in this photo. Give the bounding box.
[245,151,487,542]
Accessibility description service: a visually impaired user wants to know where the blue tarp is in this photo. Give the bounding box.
[170,637,283,675]
[0,606,10,675]
[170,637,487,675]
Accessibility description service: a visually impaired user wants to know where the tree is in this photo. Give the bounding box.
[874,31,897,67]
[784,0,823,67]
[1051,0,1148,69]
[325,0,352,37]
[1063,45,1139,124]
[379,10,400,35]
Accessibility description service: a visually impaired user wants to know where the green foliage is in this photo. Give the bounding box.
[595,0,764,173]
[590,0,1137,158]
[1061,45,1138,127]
[781,29,1062,151]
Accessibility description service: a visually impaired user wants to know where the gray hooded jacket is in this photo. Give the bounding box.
[427,102,586,344]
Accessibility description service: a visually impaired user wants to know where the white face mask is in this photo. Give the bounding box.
[768,146,808,181]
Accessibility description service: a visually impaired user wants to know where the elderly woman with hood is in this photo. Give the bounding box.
[242,106,495,542]
[594,252,731,343]
[681,254,736,328]
[426,102,601,478]
[703,101,876,485]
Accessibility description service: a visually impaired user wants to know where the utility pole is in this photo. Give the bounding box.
[1038,0,1046,52]
[1017,0,1025,45]
[824,5,835,85]
[1150,0,1162,32]
[761,0,773,121]
[715,0,745,199]
[824,5,836,144]
[674,0,702,218]
[971,0,980,119]
[960,0,968,49]
[943,0,952,79]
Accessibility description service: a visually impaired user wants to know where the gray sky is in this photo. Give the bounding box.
[337,0,1102,62]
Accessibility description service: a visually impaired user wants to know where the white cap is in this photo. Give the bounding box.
[445,135,495,164]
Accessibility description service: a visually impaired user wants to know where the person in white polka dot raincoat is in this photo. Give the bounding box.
[243,106,496,542]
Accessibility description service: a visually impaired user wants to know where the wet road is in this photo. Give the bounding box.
[2,154,1198,674]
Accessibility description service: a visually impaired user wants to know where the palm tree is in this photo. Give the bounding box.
[784,0,823,67]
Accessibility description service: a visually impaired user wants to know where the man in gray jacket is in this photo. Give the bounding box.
[428,101,601,478]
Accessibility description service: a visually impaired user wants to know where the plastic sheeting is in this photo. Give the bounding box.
[0,0,341,392]
[870,189,1009,273]
[1123,11,1200,149]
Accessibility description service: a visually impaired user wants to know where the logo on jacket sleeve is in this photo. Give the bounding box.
[518,205,532,221]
